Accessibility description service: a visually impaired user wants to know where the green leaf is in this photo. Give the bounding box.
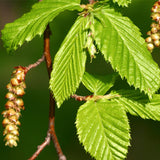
[113,90,160,120]
[82,72,118,95]
[50,16,88,107]
[76,99,130,160]
[146,94,160,117]
[92,7,160,97]
[1,0,82,51]
[112,0,131,7]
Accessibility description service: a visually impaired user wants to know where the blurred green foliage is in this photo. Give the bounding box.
[0,0,160,160]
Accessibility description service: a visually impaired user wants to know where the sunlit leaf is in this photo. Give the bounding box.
[50,16,89,107]
[82,72,118,95]
[92,6,160,97]
[1,0,82,51]
[76,99,130,160]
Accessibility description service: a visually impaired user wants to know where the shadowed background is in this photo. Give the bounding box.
[0,0,160,159]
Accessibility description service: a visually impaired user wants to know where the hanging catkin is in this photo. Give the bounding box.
[2,66,26,147]
[146,1,160,51]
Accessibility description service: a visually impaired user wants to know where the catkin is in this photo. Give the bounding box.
[146,1,160,51]
[2,67,26,147]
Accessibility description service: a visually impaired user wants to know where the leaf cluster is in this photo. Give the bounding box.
[1,0,160,160]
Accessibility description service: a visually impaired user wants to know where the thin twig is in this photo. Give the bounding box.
[28,132,51,160]
[71,94,121,101]
[25,54,45,73]
[89,0,95,4]
[44,24,66,160]
[28,0,65,159]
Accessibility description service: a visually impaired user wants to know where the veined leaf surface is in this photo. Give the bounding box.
[50,16,88,107]
[113,90,160,120]
[112,0,131,7]
[82,72,118,95]
[1,0,82,51]
[92,7,160,96]
[76,99,130,160]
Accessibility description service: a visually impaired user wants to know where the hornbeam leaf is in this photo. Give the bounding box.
[50,16,88,107]
[82,72,118,95]
[112,0,131,7]
[1,0,82,51]
[113,90,160,120]
[76,99,130,160]
[92,6,160,96]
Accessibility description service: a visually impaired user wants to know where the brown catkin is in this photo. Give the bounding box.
[2,66,26,147]
[146,1,160,51]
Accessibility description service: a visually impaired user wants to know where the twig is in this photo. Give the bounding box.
[89,0,95,4]
[28,24,66,160]
[28,132,51,160]
[71,94,121,101]
[44,24,66,160]
[25,55,45,73]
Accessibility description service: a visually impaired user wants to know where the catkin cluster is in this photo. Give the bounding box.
[2,67,26,147]
[146,0,160,51]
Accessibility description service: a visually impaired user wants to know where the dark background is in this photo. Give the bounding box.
[0,0,160,159]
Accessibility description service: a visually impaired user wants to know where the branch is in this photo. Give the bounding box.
[89,0,95,4]
[71,94,121,101]
[25,55,45,73]
[28,132,51,160]
[28,24,66,160]
[44,24,66,160]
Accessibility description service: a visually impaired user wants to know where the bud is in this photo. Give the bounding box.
[147,43,154,51]
[13,87,25,96]
[15,72,25,82]
[14,98,24,108]
[151,13,160,21]
[5,92,16,100]
[151,27,158,33]
[5,124,18,132]
[9,115,18,123]
[11,130,19,136]
[5,139,17,147]
[5,101,15,109]
[154,40,160,47]
[145,37,152,43]
[151,33,159,40]
[2,118,11,127]
[10,78,19,86]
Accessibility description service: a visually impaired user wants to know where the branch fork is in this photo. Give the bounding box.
[28,25,66,160]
